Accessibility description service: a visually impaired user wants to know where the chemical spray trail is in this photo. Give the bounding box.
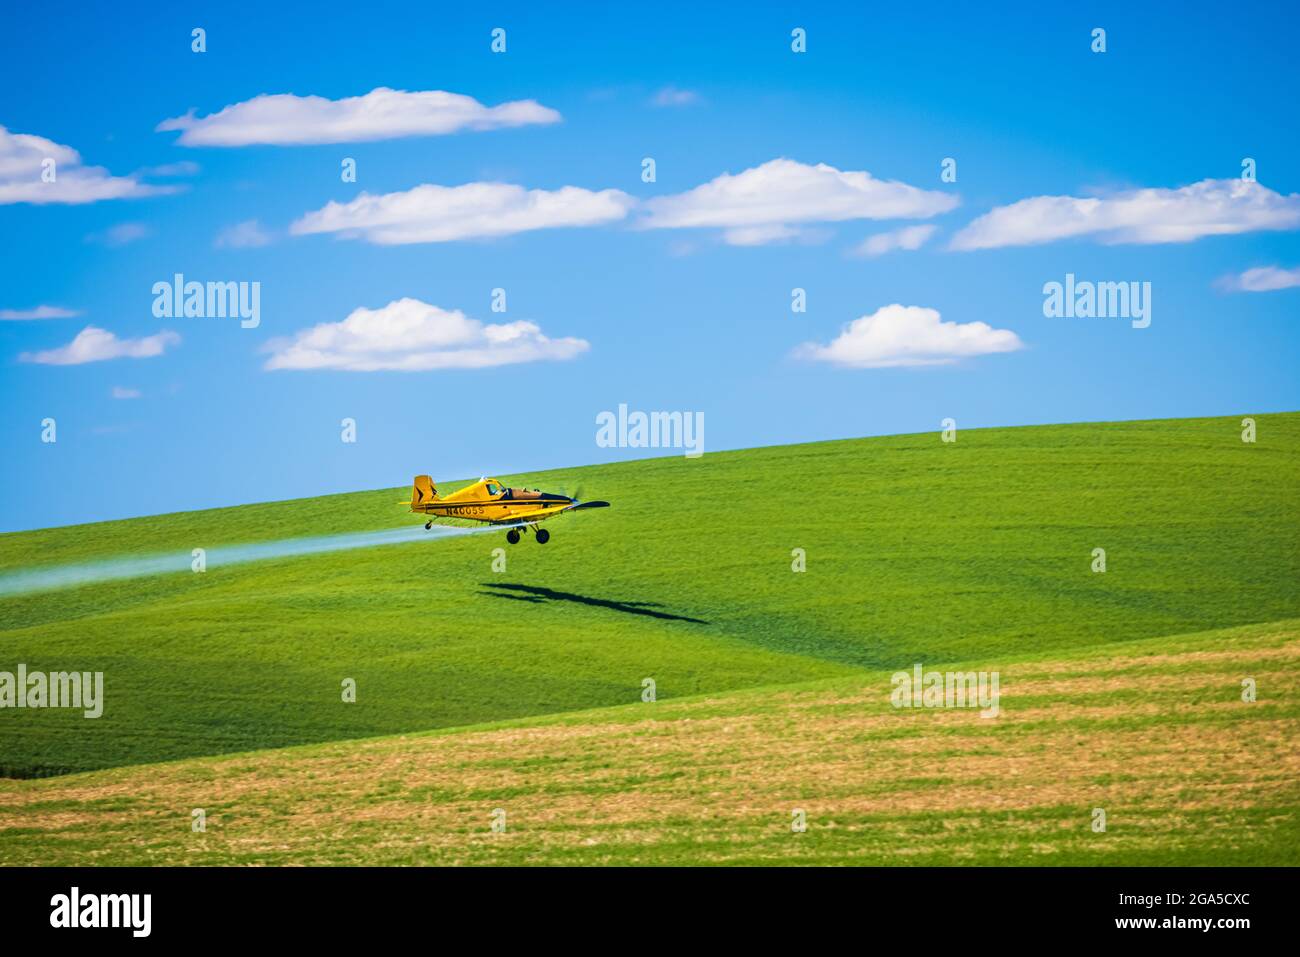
[0,523,511,598]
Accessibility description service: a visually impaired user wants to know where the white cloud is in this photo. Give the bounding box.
[651,86,700,107]
[1217,265,1300,293]
[111,386,142,399]
[641,159,958,245]
[215,219,273,248]
[0,305,80,320]
[263,298,589,372]
[0,125,175,205]
[852,224,938,257]
[951,178,1300,251]
[19,327,180,365]
[724,223,801,246]
[793,304,1023,368]
[291,181,633,245]
[140,160,200,177]
[157,87,561,146]
[86,222,151,247]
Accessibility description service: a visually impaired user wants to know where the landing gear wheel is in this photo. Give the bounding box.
[535,528,550,544]
[424,521,432,530]
[506,528,521,545]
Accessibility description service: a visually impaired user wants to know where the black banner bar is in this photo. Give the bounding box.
[0,866,1279,943]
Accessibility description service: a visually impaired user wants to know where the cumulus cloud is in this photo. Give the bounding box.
[1216,265,1300,293]
[291,181,633,245]
[0,125,175,205]
[157,87,561,147]
[852,224,938,257]
[86,222,151,247]
[140,160,200,177]
[215,219,273,248]
[0,305,80,320]
[263,298,589,372]
[951,178,1300,251]
[651,86,700,107]
[724,223,801,246]
[19,326,180,365]
[641,159,958,245]
[793,304,1023,368]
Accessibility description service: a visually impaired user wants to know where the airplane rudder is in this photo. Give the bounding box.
[412,474,438,506]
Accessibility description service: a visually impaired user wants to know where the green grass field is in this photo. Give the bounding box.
[1,413,1297,864]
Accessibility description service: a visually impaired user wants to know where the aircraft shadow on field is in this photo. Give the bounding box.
[478,583,709,624]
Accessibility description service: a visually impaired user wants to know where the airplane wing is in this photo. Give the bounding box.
[491,500,611,525]
[409,496,610,529]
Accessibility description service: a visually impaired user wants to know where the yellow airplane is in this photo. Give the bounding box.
[408,475,610,544]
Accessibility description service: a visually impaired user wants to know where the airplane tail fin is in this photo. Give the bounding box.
[411,475,439,510]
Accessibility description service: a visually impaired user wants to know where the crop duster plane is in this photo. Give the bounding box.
[407,475,609,544]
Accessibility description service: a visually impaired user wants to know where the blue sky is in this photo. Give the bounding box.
[2,1,1298,532]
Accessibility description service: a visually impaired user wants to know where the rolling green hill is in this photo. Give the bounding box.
[2,413,1298,865]
[1,413,1297,784]
[2,619,1296,865]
